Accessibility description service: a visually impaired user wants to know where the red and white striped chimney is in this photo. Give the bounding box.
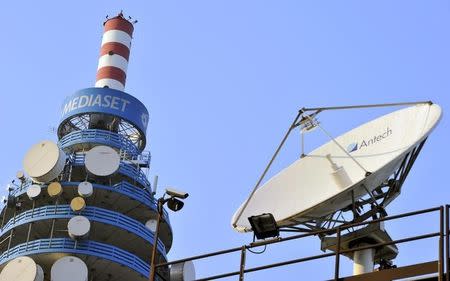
[95,12,134,91]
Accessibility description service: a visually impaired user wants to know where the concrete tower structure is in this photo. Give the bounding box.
[0,12,173,281]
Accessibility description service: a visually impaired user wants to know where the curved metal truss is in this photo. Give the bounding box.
[58,113,145,150]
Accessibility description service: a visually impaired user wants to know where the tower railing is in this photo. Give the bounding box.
[0,238,152,278]
[59,129,141,157]
[8,181,168,221]
[154,205,450,281]
[0,205,167,254]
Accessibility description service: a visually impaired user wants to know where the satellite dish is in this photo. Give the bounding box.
[16,170,25,181]
[170,261,196,281]
[232,104,442,232]
[145,219,158,233]
[35,265,44,281]
[51,256,88,281]
[23,140,66,183]
[85,146,120,176]
[0,256,43,281]
[68,216,91,240]
[70,197,86,212]
[78,181,94,198]
[26,184,42,200]
[48,182,63,198]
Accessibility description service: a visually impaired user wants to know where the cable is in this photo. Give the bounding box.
[247,245,267,254]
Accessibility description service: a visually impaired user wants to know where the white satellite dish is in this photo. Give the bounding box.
[35,265,44,281]
[26,184,42,200]
[23,140,66,183]
[85,146,120,177]
[51,256,88,281]
[0,256,43,281]
[68,216,91,240]
[78,181,94,198]
[232,103,442,232]
[170,261,196,281]
[145,219,158,233]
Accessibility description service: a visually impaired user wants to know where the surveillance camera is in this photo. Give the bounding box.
[165,188,189,199]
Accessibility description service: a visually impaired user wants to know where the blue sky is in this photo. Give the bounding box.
[1,1,449,280]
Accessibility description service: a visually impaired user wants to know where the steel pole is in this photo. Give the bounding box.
[149,198,163,281]
[446,205,449,281]
[440,206,444,281]
[239,246,247,281]
[334,227,341,281]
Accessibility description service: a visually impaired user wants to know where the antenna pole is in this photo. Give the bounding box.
[152,175,159,196]
[232,110,303,228]
[302,101,432,112]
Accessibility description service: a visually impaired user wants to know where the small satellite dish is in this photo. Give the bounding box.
[145,219,158,233]
[51,256,88,281]
[36,264,44,281]
[85,146,120,177]
[170,261,196,281]
[232,104,442,232]
[68,215,91,240]
[48,182,63,198]
[23,140,66,183]
[78,182,94,198]
[0,256,42,281]
[70,197,86,212]
[16,170,25,181]
[26,184,42,200]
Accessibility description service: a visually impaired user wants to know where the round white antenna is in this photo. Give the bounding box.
[23,140,66,183]
[232,103,442,232]
[51,256,88,281]
[0,256,40,281]
[170,261,196,281]
[85,146,120,176]
[145,219,158,233]
[78,182,93,198]
[35,264,44,281]
[26,184,42,200]
[68,216,91,240]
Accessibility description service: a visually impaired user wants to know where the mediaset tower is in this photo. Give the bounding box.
[0,13,177,281]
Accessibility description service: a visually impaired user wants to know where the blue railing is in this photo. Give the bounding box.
[0,205,167,254]
[0,238,153,278]
[59,129,141,156]
[71,153,151,189]
[9,181,170,224]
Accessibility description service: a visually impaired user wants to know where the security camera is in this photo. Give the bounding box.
[165,188,189,199]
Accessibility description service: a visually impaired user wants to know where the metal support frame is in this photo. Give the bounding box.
[156,205,447,281]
